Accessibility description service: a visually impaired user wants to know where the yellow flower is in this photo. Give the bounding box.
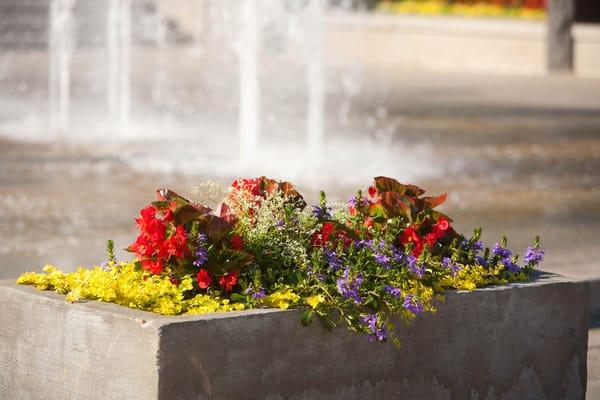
[306,294,325,309]
[264,289,300,310]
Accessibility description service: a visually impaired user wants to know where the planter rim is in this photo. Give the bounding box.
[0,270,581,327]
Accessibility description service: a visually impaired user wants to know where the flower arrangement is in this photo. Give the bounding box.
[378,0,546,19]
[17,176,544,344]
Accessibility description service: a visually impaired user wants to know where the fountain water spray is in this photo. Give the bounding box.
[307,0,325,155]
[107,0,131,131]
[239,0,260,157]
[49,0,75,137]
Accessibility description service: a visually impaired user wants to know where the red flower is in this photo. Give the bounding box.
[321,222,335,243]
[311,231,323,247]
[196,269,212,289]
[311,222,334,247]
[229,234,244,251]
[311,222,352,248]
[219,271,239,292]
[232,178,261,196]
[162,209,174,222]
[130,235,154,258]
[432,217,450,239]
[140,205,156,221]
[147,219,166,243]
[400,226,420,245]
[400,225,425,257]
[368,185,377,198]
[142,259,164,275]
[412,241,424,257]
[424,233,438,248]
[129,203,192,275]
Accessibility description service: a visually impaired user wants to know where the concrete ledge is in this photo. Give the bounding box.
[574,24,600,77]
[325,14,546,76]
[0,273,590,399]
[325,14,600,78]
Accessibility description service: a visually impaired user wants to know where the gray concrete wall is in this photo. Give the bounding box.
[0,283,161,399]
[590,279,600,321]
[0,273,590,400]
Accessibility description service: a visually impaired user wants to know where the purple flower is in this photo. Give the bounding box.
[355,239,375,250]
[463,238,484,253]
[348,195,369,209]
[307,265,327,282]
[244,286,266,299]
[193,247,209,268]
[193,233,209,268]
[361,314,388,342]
[403,294,423,315]
[473,240,484,252]
[384,285,402,298]
[391,245,405,263]
[252,287,266,299]
[441,257,462,277]
[374,253,392,269]
[523,246,544,266]
[276,219,285,227]
[405,254,424,278]
[311,205,332,220]
[324,249,343,272]
[405,253,417,269]
[492,243,512,259]
[336,269,364,305]
[502,258,520,273]
[475,255,488,267]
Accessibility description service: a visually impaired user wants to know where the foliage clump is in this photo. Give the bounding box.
[18,176,544,344]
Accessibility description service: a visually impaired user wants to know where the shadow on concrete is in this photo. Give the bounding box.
[589,279,600,328]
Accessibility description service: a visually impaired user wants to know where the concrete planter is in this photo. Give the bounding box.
[0,273,590,400]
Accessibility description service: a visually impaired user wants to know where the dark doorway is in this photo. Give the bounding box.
[575,0,600,23]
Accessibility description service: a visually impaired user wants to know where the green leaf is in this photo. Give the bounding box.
[150,200,170,209]
[229,293,246,302]
[374,176,425,197]
[301,309,314,327]
[205,216,236,244]
[367,203,387,218]
[379,192,414,219]
[208,249,254,275]
[374,176,405,194]
[155,188,191,203]
[318,314,336,330]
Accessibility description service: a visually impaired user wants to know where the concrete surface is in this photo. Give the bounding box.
[591,280,600,320]
[326,14,600,78]
[588,327,600,400]
[574,24,600,78]
[0,273,590,400]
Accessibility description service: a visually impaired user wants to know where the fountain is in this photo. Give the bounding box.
[238,0,260,156]
[48,0,75,137]
[106,0,131,131]
[0,0,435,187]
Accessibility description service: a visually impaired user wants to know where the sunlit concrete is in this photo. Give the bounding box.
[0,273,589,399]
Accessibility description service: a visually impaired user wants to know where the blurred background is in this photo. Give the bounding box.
[1,0,599,396]
[1,0,599,358]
